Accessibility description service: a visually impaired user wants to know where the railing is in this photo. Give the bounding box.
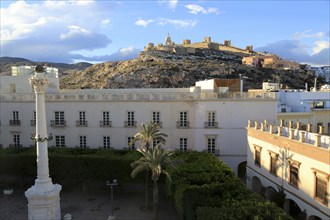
[9,144,22,148]
[0,91,277,102]
[204,149,220,156]
[154,122,163,128]
[50,120,66,127]
[76,120,88,127]
[204,122,218,128]
[100,121,112,127]
[176,121,190,128]
[30,120,36,126]
[9,120,21,126]
[124,121,137,127]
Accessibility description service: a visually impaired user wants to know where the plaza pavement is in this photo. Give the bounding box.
[0,182,179,220]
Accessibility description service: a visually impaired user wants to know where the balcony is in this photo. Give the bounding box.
[124,121,137,127]
[153,122,163,128]
[99,121,112,127]
[50,120,66,128]
[30,120,36,126]
[204,122,218,128]
[9,144,22,148]
[76,120,88,127]
[176,121,190,129]
[204,149,220,156]
[9,120,21,126]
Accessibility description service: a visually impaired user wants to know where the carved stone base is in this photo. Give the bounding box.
[25,184,62,220]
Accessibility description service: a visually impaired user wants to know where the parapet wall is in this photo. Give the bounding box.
[247,119,330,149]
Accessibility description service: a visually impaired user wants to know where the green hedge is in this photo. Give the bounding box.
[0,147,142,189]
[167,151,292,220]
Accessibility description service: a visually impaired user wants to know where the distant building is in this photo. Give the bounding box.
[246,119,329,220]
[144,34,254,55]
[242,55,301,70]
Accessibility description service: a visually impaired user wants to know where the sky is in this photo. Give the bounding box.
[1,0,329,66]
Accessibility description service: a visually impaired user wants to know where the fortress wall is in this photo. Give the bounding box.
[219,45,251,54]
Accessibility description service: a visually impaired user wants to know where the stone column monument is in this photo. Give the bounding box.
[25,64,62,220]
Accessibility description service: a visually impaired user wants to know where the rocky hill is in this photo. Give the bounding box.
[0,57,92,76]
[60,49,316,91]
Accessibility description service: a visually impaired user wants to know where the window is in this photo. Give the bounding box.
[177,111,189,128]
[125,111,136,127]
[180,138,187,151]
[79,136,87,148]
[207,137,217,155]
[269,151,278,176]
[312,169,329,204]
[205,112,218,128]
[31,111,36,126]
[55,136,65,147]
[10,111,20,125]
[14,134,20,146]
[288,160,300,188]
[152,111,160,123]
[128,137,135,150]
[153,140,160,148]
[101,111,111,126]
[314,101,324,109]
[53,111,65,126]
[103,136,111,149]
[10,84,16,93]
[254,145,262,167]
[77,111,87,126]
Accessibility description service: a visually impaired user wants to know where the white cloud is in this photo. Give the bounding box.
[135,19,154,27]
[101,19,111,25]
[158,0,178,10]
[312,41,329,54]
[60,25,91,40]
[256,40,329,66]
[293,30,325,40]
[185,4,218,15]
[120,46,136,54]
[157,18,197,27]
[135,18,196,28]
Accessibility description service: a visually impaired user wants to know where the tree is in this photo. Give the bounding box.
[131,145,176,220]
[130,121,168,209]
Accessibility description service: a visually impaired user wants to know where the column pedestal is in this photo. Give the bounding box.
[25,184,62,220]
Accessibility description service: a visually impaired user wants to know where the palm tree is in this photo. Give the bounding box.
[130,121,168,209]
[131,145,176,220]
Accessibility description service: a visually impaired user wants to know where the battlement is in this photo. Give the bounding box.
[144,34,254,55]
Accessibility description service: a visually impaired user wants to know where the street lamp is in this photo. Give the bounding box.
[106,179,118,220]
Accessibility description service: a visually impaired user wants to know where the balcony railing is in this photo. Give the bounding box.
[76,120,88,127]
[176,121,190,128]
[9,144,22,148]
[9,120,21,126]
[124,121,137,127]
[204,122,218,128]
[99,121,112,127]
[50,120,66,127]
[31,120,36,126]
[153,122,163,128]
[204,149,220,156]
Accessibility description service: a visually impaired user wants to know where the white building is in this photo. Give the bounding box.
[246,120,330,220]
[0,67,277,176]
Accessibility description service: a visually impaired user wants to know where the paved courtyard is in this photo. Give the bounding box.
[0,183,179,220]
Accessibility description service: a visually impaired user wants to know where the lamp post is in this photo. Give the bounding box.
[106,179,118,220]
[25,64,61,220]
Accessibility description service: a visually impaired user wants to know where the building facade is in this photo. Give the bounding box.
[246,120,330,220]
[0,68,277,175]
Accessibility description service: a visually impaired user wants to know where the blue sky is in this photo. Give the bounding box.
[1,0,329,66]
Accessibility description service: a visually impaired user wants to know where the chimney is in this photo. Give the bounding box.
[254,121,259,129]
[278,126,282,136]
[279,119,284,127]
[288,121,293,129]
[269,125,274,134]
[319,126,324,135]
[296,122,300,130]
[307,124,312,132]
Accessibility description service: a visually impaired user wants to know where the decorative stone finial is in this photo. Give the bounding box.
[35,64,45,73]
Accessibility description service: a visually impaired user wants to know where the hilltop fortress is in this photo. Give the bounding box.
[144,33,254,56]
[144,34,301,70]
